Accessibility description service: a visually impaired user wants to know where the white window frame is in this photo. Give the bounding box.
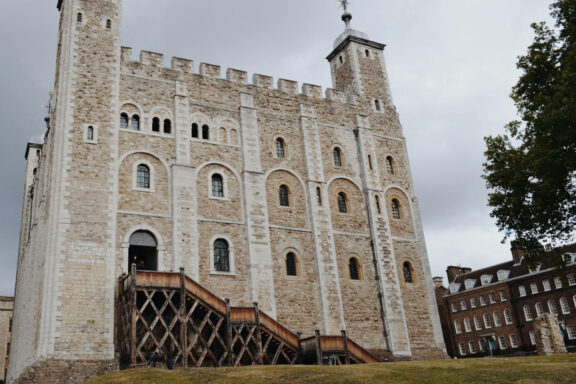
[499,290,507,302]
[509,334,519,348]
[209,235,236,276]
[529,331,536,345]
[450,302,457,313]
[524,305,533,321]
[542,279,551,292]
[483,314,492,328]
[464,279,476,290]
[208,170,229,201]
[479,295,487,306]
[469,341,477,354]
[560,297,570,314]
[458,343,466,356]
[464,318,472,333]
[493,312,502,327]
[498,336,507,350]
[474,316,482,330]
[454,319,462,334]
[568,273,576,286]
[480,274,493,285]
[470,297,477,308]
[519,285,527,297]
[567,324,576,340]
[497,269,510,281]
[84,124,98,144]
[504,309,513,325]
[489,293,496,304]
[132,160,155,192]
[555,276,563,289]
[535,302,545,317]
[460,300,467,311]
[548,300,558,315]
[530,282,539,295]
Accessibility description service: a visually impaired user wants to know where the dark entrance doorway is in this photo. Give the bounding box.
[129,230,158,271]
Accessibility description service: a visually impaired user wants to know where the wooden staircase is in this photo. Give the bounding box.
[116,267,380,369]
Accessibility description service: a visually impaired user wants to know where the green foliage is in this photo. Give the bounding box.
[483,0,576,263]
[82,355,576,384]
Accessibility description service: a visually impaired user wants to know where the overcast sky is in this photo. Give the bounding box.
[0,0,554,296]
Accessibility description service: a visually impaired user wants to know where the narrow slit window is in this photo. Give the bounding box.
[202,124,210,140]
[276,138,285,158]
[403,262,413,283]
[279,185,289,207]
[192,123,199,138]
[77,13,83,23]
[375,99,381,111]
[391,199,401,219]
[349,258,360,280]
[163,119,171,134]
[106,19,112,29]
[316,187,322,205]
[386,156,395,175]
[286,252,298,276]
[120,113,129,129]
[333,147,342,167]
[87,126,94,141]
[152,117,160,132]
[338,192,348,213]
[375,195,381,214]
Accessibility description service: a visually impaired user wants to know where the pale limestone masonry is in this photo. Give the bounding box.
[0,297,14,382]
[10,1,446,382]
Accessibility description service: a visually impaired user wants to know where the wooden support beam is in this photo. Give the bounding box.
[180,268,188,368]
[130,263,137,366]
[341,330,350,365]
[296,332,303,364]
[254,302,264,365]
[226,298,232,367]
[314,329,322,365]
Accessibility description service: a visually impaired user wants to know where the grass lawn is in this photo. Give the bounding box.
[84,355,576,384]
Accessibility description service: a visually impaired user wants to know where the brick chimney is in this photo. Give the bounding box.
[446,266,471,282]
[433,277,444,288]
[511,241,525,264]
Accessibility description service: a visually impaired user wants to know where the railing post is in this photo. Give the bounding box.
[296,332,303,364]
[254,302,264,365]
[130,263,137,366]
[180,268,188,368]
[314,329,323,365]
[226,298,233,367]
[341,329,350,365]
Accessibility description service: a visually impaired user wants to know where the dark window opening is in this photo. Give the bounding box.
[192,123,199,138]
[202,124,210,140]
[152,117,160,132]
[316,187,322,205]
[403,262,413,283]
[375,99,381,111]
[333,147,342,167]
[211,174,224,197]
[386,156,395,175]
[368,155,373,170]
[106,19,112,29]
[136,164,150,189]
[214,239,230,272]
[120,113,129,129]
[77,13,83,23]
[349,258,360,280]
[276,138,285,158]
[365,49,370,58]
[338,192,347,213]
[279,185,290,207]
[286,252,297,276]
[391,199,401,219]
[163,119,171,134]
[87,126,94,141]
[131,114,140,131]
[375,195,381,214]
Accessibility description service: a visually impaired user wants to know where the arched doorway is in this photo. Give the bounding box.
[128,230,158,271]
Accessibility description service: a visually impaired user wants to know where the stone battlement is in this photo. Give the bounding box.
[121,47,350,103]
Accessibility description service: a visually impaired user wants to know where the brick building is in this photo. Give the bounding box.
[9,1,446,383]
[0,297,14,383]
[435,244,576,358]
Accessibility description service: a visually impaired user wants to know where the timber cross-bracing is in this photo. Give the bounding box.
[116,266,380,369]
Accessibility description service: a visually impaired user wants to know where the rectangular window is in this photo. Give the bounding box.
[474,316,482,330]
[542,280,551,291]
[479,295,486,306]
[567,325,576,340]
[529,331,537,345]
[555,276,563,289]
[470,297,477,308]
[454,320,462,334]
[519,285,527,297]
[549,300,558,315]
[498,336,507,350]
[499,290,507,301]
[464,318,472,333]
[504,310,513,325]
[459,343,466,356]
[509,334,519,348]
[469,341,477,354]
[484,314,492,328]
[460,300,467,311]
[451,302,457,313]
[489,293,496,304]
[530,282,539,294]
[568,274,576,286]
[493,312,502,327]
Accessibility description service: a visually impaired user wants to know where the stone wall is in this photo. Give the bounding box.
[0,298,13,382]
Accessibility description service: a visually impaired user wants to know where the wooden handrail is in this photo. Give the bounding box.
[259,311,299,348]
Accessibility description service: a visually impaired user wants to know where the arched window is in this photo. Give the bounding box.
[333,147,343,167]
[213,239,230,272]
[279,185,290,207]
[386,156,395,175]
[131,114,140,131]
[152,117,160,132]
[368,155,373,170]
[524,305,533,321]
[375,195,381,214]
[202,124,210,140]
[349,257,361,280]
[548,300,558,315]
[136,164,150,189]
[374,99,381,111]
[316,187,322,205]
[192,123,199,138]
[337,192,348,213]
[129,230,157,271]
[286,252,298,276]
[504,309,513,325]
[120,113,129,129]
[560,297,570,314]
[535,302,545,317]
[77,13,83,23]
[163,119,171,134]
[87,126,94,141]
[276,138,285,158]
[211,174,224,198]
[403,262,413,283]
[391,199,401,219]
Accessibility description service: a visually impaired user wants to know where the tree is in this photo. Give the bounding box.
[483,0,576,264]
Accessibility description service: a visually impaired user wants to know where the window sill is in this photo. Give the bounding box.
[210,271,236,277]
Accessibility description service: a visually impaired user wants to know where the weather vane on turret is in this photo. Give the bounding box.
[338,0,352,29]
